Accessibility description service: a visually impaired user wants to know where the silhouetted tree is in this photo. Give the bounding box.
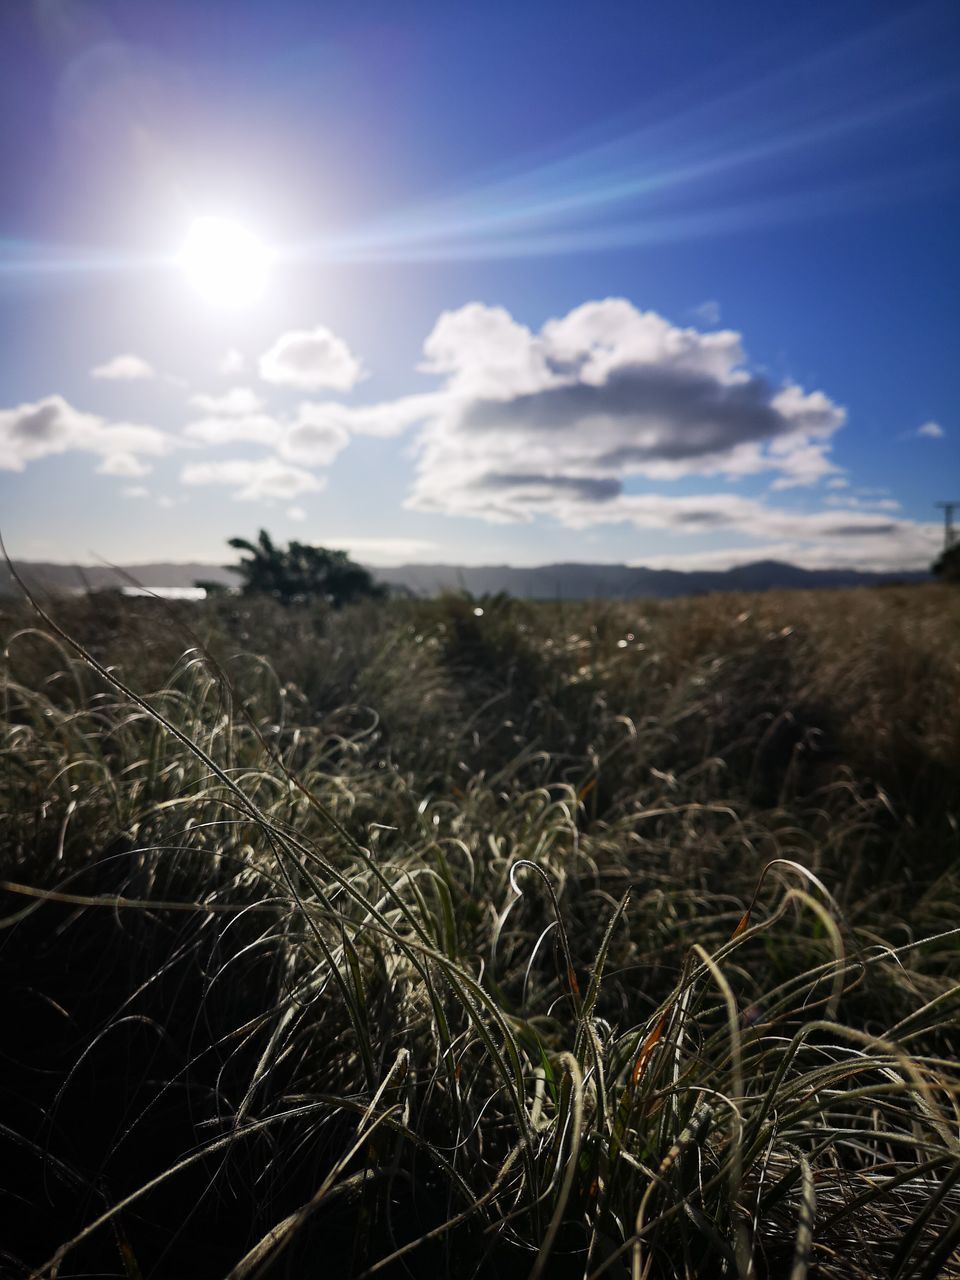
[216,530,386,607]
[931,543,960,584]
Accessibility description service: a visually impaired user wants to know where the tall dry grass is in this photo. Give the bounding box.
[1,584,958,1278]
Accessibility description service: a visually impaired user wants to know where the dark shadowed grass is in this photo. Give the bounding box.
[0,585,958,1278]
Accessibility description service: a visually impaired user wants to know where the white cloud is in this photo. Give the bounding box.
[537,492,892,537]
[419,303,551,397]
[122,485,150,499]
[219,348,245,376]
[181,401,351,468]
[825,477,850,489]
[91,354,156,381]
[823,494,901,511]
[314,536,440,564]
[189,386,264,415]
[279,403,351,466]
[561,492,937,571]
[768,442,839,489]
[692,300,721,327]
[182,299,851,525]
[0,394,170,474]
[287,505,307,521]
[183,414,282,447]
[633,534,934,572]
[180,457,325,501]
[259,325,365,391]
[289,392,443,440]
[917,420,944,439]
[96,451,153,478]
[393,299,845,520]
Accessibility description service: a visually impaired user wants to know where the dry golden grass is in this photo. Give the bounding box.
[1,584,958,1278]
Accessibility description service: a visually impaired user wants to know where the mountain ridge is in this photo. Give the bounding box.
[0,557,929,600]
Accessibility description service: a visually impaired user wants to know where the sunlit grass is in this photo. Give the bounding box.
[1,585,958,1278]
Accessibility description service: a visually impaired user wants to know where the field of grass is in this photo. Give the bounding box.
[1,583,958,1279]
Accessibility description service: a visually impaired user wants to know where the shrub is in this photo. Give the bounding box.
[212,528,387,606]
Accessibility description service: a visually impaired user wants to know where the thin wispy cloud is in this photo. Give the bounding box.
[180,457,325,501]
[823,494,901,511]
[96,452,153,478]
[188,387,264,415]
[312,536,441,563]
[692,300,721,327]
[182,414,282,447]
[632,526,939,572]
[91,354,156,381]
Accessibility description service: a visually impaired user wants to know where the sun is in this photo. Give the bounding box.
[178,216,273,307]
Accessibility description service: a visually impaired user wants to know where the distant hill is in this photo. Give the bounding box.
[0,561,242,595]
[0,557,929,601]
[373,559,928,597]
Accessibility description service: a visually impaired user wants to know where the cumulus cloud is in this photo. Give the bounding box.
[91,354,156,381]
[173,300,850,521]
[180,457,324,502]
[917,420,944,438]
[390,299,845,520]
[259,325,365,391]
[189,387,264,415]
[0,394,170,474]
[278,404,352,466]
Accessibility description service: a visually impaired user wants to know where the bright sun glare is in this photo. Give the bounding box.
[178,216,273,307]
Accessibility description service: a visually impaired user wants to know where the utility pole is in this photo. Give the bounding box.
[935,501,960,550]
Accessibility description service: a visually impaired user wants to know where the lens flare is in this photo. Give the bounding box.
[178,217,273,307]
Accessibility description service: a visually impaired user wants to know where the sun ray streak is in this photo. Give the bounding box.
[0,3,956,283]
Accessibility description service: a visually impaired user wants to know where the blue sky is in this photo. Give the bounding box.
[1,0,957,570]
